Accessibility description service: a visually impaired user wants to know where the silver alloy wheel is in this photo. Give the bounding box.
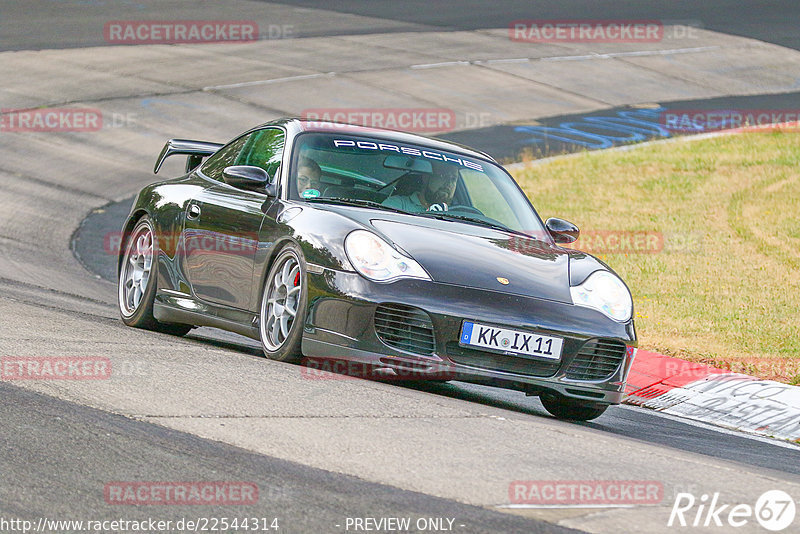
[119,223,154,317]
[260,254,302,351]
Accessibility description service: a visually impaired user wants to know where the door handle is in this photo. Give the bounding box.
[187,204,201,220]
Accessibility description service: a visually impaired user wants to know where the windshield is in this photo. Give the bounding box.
[289,133,545,236]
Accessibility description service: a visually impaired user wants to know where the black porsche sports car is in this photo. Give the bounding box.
[118,118,637,421]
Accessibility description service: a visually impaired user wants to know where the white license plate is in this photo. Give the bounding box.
[459,321,563,360]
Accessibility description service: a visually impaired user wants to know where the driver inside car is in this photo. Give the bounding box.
[295,156,322,199]
[382,163,458,212]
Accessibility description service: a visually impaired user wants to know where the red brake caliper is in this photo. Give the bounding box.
[294,272,300,287]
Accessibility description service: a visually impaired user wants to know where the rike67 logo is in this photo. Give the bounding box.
[669,490,796,531]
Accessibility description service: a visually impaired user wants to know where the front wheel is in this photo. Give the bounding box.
[540,393,609,421]
[118,216,192,336]
[259,243,307,363]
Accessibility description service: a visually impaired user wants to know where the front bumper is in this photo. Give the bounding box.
[301,269,637,405]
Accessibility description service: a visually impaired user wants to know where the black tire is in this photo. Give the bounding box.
[118,216,192,336]
[540,393,609,421]
[258,243,307,363]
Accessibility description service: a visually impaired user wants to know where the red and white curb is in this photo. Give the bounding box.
[624,350,800,442]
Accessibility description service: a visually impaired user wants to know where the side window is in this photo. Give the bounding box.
[200,134,251,182]
[235,128,285,182]
[199,128,285,182]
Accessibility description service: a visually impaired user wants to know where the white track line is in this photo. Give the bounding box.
[204,72,335,91]
[496,504,638,509]
[204,46,722,90]
[410,60,471,69]
[482,57,531,64]
[540,46,720,61]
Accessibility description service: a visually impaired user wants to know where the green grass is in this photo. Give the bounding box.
[511,131,800,383]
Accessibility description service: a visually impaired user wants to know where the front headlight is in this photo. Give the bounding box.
[344,230,430,282]
[570,270,633,322]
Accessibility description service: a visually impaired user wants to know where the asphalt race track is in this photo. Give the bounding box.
[0,382,569,533]
[5,1,800,50]
[2,2,799,533]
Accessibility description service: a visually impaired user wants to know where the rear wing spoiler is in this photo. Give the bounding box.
[154,139,224,174]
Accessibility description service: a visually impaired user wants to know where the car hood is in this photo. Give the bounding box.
[370,218,572,303]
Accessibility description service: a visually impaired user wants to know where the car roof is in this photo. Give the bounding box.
[255,118,496,163]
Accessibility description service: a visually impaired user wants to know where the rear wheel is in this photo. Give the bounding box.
[118,216,192,336]
[540,393,608,421]
[259,243,307,363]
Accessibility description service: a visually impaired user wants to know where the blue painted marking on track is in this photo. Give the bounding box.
[513,106,687,150]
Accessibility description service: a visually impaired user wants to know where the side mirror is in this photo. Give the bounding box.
[545,217,579,244]
[222,165,273,194]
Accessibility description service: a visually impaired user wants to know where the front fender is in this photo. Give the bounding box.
[283,205,364,272]
[247,202,366,313]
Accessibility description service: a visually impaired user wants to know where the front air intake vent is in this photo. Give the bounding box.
[565,338,627,381]
[374,303,436,356]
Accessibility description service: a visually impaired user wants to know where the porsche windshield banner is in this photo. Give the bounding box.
[332,138,484,172]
